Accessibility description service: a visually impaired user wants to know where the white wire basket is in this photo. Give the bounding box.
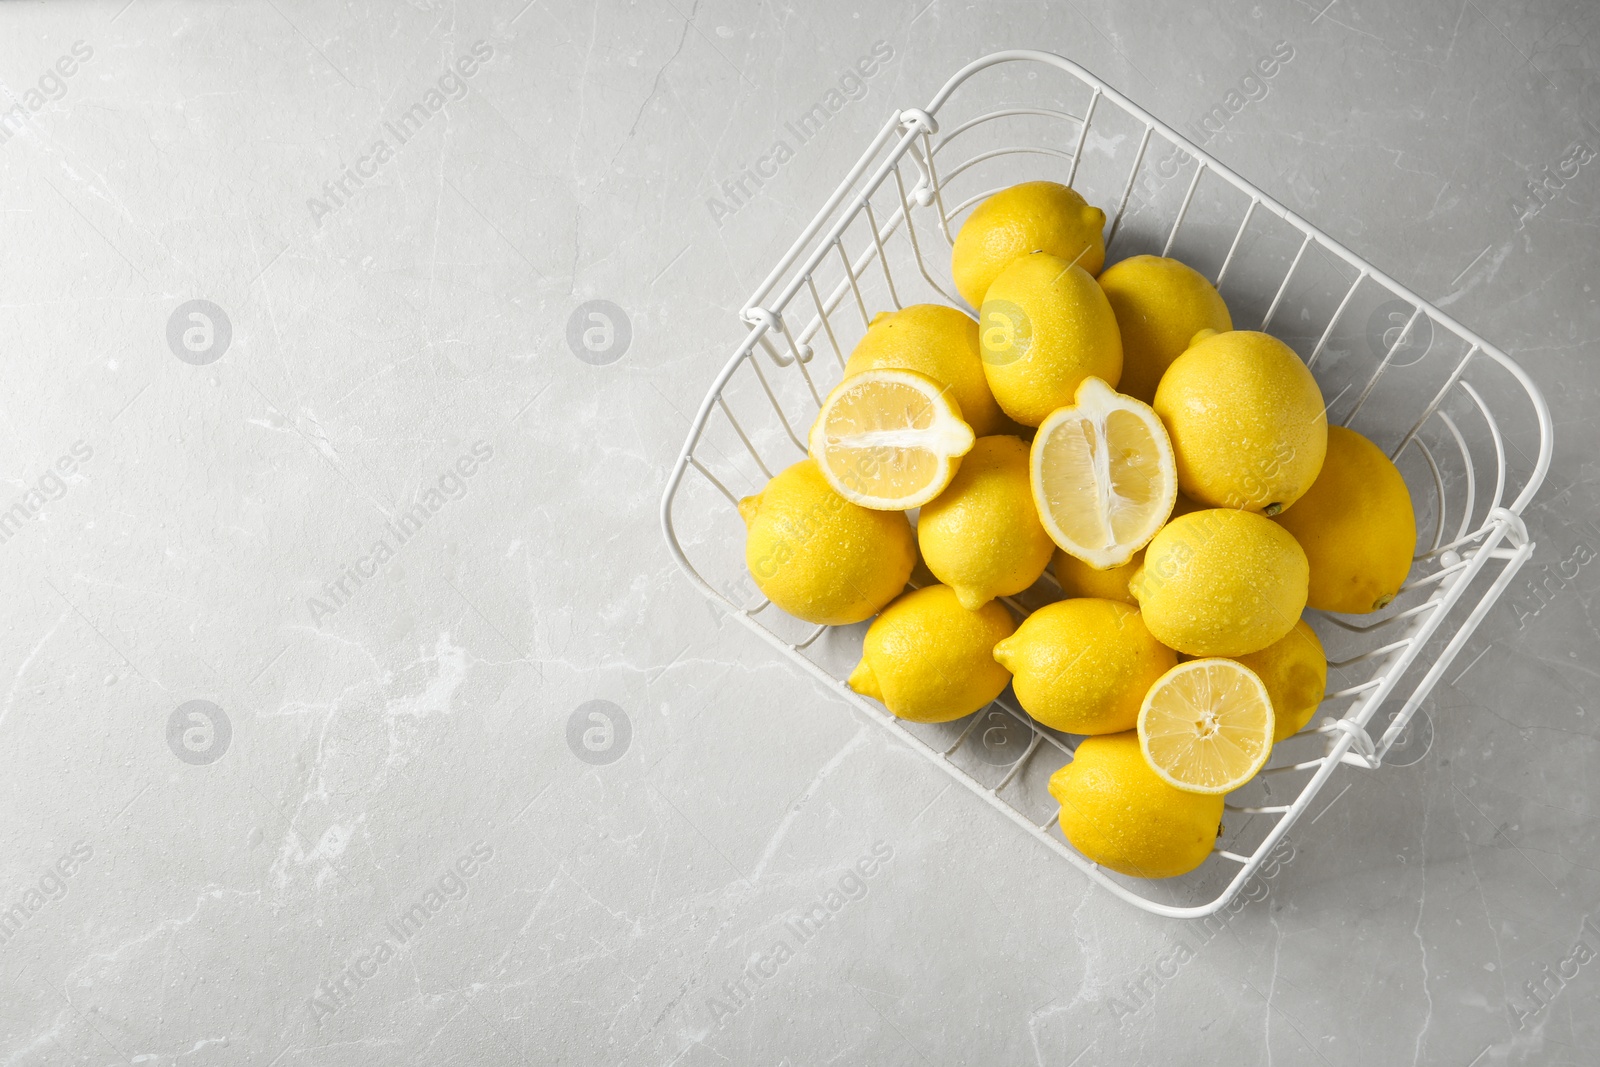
[660,50,1553,917]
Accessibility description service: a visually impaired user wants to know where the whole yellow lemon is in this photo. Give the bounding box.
[917,435,1055,610]
[1049,732,1224,879]
[978,252,1123,427]
[1153,330,1327,514]
[843,304,1004,436]
[1053,549,1142,604]
[1272,426,1416,613]
[951,180,1107,308]
[739,459,915,625]
[1097,255,1233,403]
[848,585,1016,723]
[1129,508,1309,656]
[993,598,1176,735]
[1050,494,1203,604]
[1232,619,1327,741]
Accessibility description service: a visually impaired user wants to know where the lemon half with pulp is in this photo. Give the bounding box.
[807,369,975,510]
[1031,376,1177,570]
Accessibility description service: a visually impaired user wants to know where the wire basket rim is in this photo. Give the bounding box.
[658,49,1553,917]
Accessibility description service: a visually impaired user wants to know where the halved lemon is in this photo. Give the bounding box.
[807,369,975,510]
[1137,658,1274,795]
[1030,376,1176,569]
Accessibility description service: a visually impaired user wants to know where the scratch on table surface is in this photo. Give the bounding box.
[1411,781,1435,1066]
[748,725,870,883]
[1,608,69,731]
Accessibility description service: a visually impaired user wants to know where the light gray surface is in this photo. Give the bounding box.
[1,1,1596,1064]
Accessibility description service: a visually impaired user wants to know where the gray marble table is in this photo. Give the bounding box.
[1,1,1596,1064]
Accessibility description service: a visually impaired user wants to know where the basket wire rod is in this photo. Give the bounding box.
[762,321,824,414]
[1313,597,1442,635]
[1477,354,1548,514]
[1411,436,1449,556]
[745,111,908,317]
[943,710,990,757]
[1260,232,1312,332]
[863,199,902,310]
[1373,529,1534,760]
[683,398,778,497]
[1161,161,1206,258]
[1312,550,1472,633]
[1215,851,1252,864]
[668,347,759,470]
[1329,637,1415,670]
[1104,124,1154,249]
[758,117,930,324]
[892,163,964,307]
[994,732,1042,792]
[1460,380,1508,513]
[1026,727,1078,760]
[1343,543,1506,737]
[1325,677,1389,701]
[791,197,913,351]
[930,107,1087,154]
[1214,198,1258,288]
[1259,757,1331,776]
[1341,304,1425,427]
[1066,87,1100,185]
[746,350,807,454]
[771,315,812,374]
[1038,805,1062,830]
[804,273,846,369]
[757,331,793,368]
[996,593,1033,616]
[1392,345,1479,463]
[835,238,873,328]
[943,155,1077,217]
[794,624,829,650]
[921,126,955,244]
[917,50,1549,511]
[1307,269,1368,369]
[724,588,768,614]
[991,695,1077,757]
[777,313,825,407]
[940,147,1083,214]
[774,309,810,368]
[688,455,742,508]
[900,124,936,203]
[1428,530,1514,564]
[1391,560,1476,602]
[1437,411,1477,546]
[1312,385,1352,433]
[660,332,769,584]
[1420,505,1534,561]
[1396,555,1475,593]
[1227,803,1293,814]
[716,395,773,479]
